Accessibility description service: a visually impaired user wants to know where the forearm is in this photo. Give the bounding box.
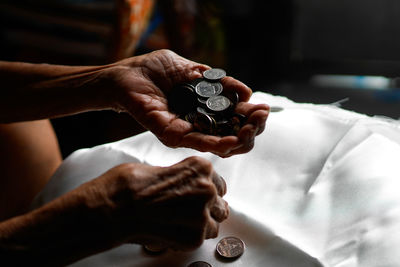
[0,59,140,123]
[0,189,116,266]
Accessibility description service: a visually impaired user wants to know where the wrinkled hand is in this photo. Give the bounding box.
[107,49,269,157]
[78,156,228,251]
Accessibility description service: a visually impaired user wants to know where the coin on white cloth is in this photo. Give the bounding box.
[216,236,245,258]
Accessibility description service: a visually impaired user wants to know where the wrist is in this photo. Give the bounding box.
[0,62,122,122]
[0,187,115,266]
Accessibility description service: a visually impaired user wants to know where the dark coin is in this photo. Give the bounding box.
[216,119,232,136]
[187,261,212,267]
[232,113,247,126]
[216,236,245,259]
[184,112,197,123]
[195,81,223,98]
[203,68,226,81]
[143,244,167,254]
[168,84,197,115]
[206,95,232,112]
[194,112,216,134]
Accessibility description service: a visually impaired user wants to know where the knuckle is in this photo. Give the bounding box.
[156,49,175,57]
[198,179,216,195]
[112,162,137,176]
[185,156,213,173]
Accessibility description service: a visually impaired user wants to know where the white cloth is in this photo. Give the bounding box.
[32,92,400,267]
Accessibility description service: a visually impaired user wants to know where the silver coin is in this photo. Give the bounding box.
[206,95,231,112]
[203,68,226,81]
[216,236,245,258]
[222,91,239,105]
[195,81,223,98]
[187,261,212,267]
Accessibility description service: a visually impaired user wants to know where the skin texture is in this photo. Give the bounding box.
[0,49,269,265]
[0,157,228,266]
[0,49,269,157]
[97,50,269,157]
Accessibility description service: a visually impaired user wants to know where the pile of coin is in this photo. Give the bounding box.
[168,68,246,136]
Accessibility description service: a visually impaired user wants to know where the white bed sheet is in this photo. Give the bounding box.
[32,92,400,267]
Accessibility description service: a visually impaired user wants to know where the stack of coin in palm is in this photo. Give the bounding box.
[168,68,246,136]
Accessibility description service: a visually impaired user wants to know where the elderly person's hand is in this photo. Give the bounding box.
[87,156,229,251]
[97,157,229,250]
[103,49,270,157]
[1,49,268,157]
[0,156,228,265]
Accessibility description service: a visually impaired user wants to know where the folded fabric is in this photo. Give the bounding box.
[31,92,400,267]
